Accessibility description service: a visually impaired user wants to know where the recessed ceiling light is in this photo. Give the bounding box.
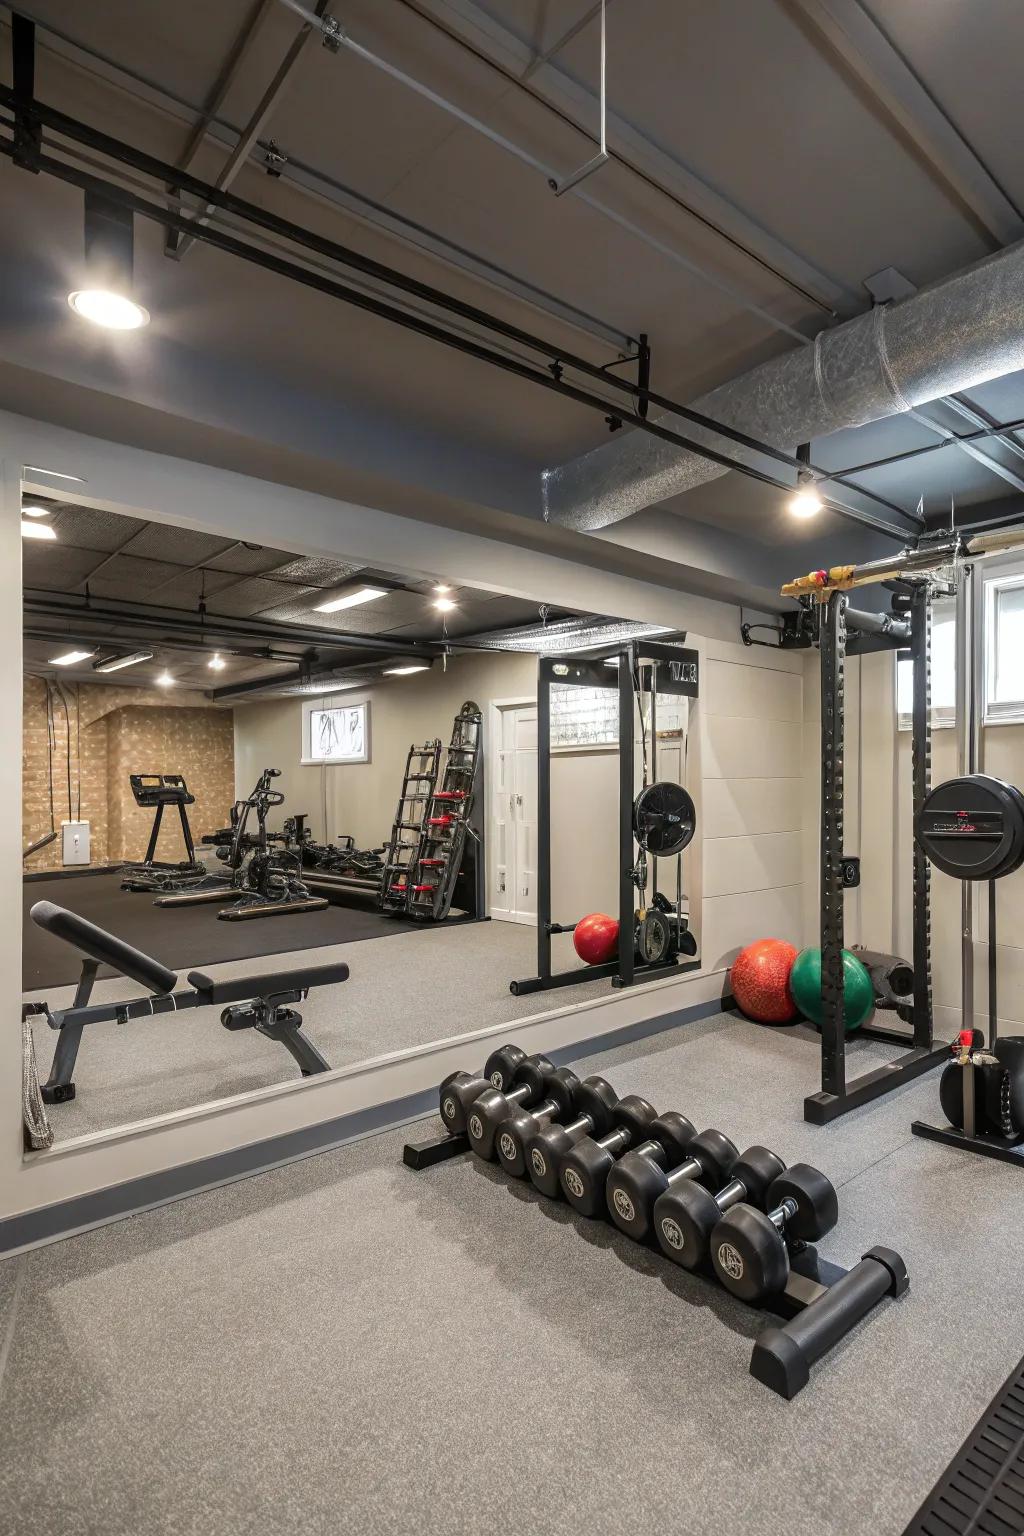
[383,664,430,676]
[21,504,51,518]
[434,597,456,612]
[50,648,95,666]
[22,521,57,540]
[314,585,389,614]
[156,671,175,687]
[93,650,154,673]
[68,289,150,330]
[208,653,226,671]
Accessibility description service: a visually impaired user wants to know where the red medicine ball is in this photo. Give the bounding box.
[730,938,799,1023]
[574,913,619,965]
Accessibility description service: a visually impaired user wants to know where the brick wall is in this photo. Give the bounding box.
[23,677,235,871]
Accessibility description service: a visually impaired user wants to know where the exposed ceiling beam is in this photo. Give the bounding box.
[521,0,614,82]
[0,7,633,352]
[402,0,852,314]
[785,0,1023,246]
[170,0,327,260]
[172,0,274,174]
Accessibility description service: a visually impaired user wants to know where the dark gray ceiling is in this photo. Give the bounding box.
[2,0,1024,589]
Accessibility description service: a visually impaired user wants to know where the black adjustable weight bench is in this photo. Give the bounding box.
[24,900,347,1103]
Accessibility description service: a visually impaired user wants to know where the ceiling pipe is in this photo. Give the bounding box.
[543,239,1024,532]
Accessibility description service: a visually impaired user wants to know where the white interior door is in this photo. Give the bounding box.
[490,703,537,923]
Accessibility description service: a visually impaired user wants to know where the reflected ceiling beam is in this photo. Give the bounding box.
[170,0,328,260]
[785,0,1023,246]
[402,0,851,315]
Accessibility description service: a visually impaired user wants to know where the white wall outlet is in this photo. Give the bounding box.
[62,820,91,866]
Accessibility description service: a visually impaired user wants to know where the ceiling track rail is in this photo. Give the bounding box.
[0,38,915,541]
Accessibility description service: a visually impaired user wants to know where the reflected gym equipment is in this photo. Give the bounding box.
[23,901,341,1105]
[511,640,700,996]
[120,773,202,881]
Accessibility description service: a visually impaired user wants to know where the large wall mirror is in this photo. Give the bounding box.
[20,490,701,1147]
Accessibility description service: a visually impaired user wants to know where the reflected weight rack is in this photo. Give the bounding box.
[379,738,443,913]
[404,702,483,922]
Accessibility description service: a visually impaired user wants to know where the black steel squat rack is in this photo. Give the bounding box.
[805,585,949,1122]
[511,639,700,997]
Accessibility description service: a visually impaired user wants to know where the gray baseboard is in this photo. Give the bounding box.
[1,991,729,1257]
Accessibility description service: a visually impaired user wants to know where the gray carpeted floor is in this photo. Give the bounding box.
[26,920,626,1139]
[2,1012,1020,1536]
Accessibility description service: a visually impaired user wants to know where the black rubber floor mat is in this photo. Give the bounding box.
[903,1358,1024,1534]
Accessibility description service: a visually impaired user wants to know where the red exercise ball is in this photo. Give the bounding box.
[730,938,799,1023]
[574,912,619,965]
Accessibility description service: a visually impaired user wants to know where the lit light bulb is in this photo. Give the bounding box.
[434,597,456,612]
[156,671,175,688]
[68,289,150,330]
[208,653,226,671]
[788,484,823,519]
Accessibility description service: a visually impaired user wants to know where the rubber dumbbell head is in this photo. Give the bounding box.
[558,1096,659,1216]
[461,1057,561,1157]
[710,1164,839,1304]
[494,1068,582,1177]
[654,1145,784,1271]
[524,1078,619,1197]
[604,1114,712,1240]
[438,1045,533,1134]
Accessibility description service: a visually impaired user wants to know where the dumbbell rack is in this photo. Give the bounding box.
[404,702,482,922]
[379,739,443,913]
[403,1116,908,1400]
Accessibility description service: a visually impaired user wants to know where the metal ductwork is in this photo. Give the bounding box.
[543,240,1024,532]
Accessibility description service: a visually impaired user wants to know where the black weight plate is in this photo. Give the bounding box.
[636,909,671,966]
[633,781,696,857]
[915,774,1024,880]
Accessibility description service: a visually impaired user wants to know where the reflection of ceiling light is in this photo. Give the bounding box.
[50,649,95,666]
[433,584,451,595]
[156,671,175,687]
[21,504,51,518]
[208,653,226,671]
[93,650,154,673]
[383,664,430,676]
[315,585,388,613]
[434,598,456,612]
[68,289,150,330]
[22,521,57,540]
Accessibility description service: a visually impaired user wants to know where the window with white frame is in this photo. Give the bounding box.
[985,568,1024,724]
[896,596,956,730]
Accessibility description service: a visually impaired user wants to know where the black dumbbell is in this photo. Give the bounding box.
[710,1165,839,1304]
[493,1070,591,1177]
[521,1079,621,1195]
[653,1145,786,1271]
[606,1126,738,1242]
[439,1046,541,1135]
[468,1065,579,1162]
[557,1096,661,1216]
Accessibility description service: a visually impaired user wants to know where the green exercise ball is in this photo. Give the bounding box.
[789,947,873,1032]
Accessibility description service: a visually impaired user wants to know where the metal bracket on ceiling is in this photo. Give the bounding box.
[547,0,607,196]
[319,13,344,52]
[597,332,651,418]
